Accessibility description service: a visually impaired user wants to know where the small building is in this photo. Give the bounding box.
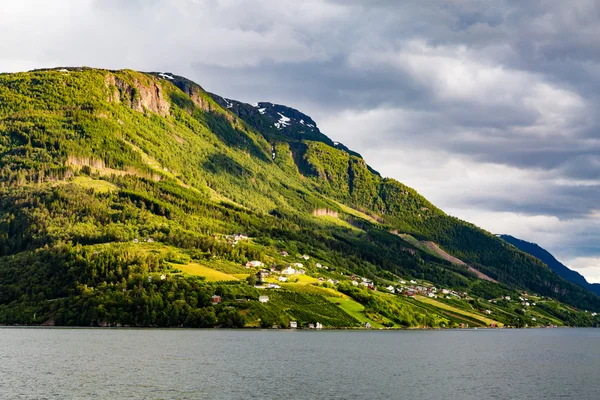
[301,255,310,260]
[504,296,511,301]
[211,295,221,305]
[281,266,296,275]
[351,281,359,286]
[279,251,289,257]
[386,285,395,293]
[364,322,371,329]
[292,263,304,268]
[246,261,264,268]
[278,276,288,282]
[316,263,322,268]
[410,280,417,284]
[256,270,269,283]
[289,321,297,329]
[160,274,166,280]
[315,322,323,330]
[259,296,269,303]
[308,323,315,329]
[484,309,492,315]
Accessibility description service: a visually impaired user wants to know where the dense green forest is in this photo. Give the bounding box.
[0,68,598,328]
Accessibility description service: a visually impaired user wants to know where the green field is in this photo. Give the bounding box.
[416,296,502,327]
[176,263,239,282]
[326,296,382,328]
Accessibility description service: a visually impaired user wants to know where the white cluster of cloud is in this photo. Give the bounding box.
[0,0,598,281]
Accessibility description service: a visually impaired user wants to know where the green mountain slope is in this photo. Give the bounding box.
[500,235,600,296]
[0,67,597,328]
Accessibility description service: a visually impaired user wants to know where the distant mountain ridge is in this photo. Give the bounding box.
[209,94,364,159]
[499,235,600,296]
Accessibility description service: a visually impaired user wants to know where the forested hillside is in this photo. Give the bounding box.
[0,68,597,328]
[500,235,600,296]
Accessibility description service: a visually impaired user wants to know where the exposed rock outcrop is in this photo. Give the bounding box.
[105,73,170,116]
[313,208,339,218]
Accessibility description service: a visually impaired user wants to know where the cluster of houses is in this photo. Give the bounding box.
[390,282,465,299]
[247,261,307,286]
[289,321,323,329]
[315,263,331,270]
[225,233,249,247]
[133,237,155,244]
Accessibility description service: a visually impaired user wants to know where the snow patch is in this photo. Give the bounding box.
[158,73,174,80]
[258,108,266,115]
[334,142,339,146]
[251,103,259,107]
[274,112,291,130]
[300,119,305,125]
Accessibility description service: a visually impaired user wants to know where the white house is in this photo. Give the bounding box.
[278,276,288,282]
[352,281,359,286]
[160,274,166,280]
[259,296,269,303]
[301,255,310,260]
[289,321,297,329]
[316,263,322,268]
[386,285,395,293]
[315,322,323,330]
[484,309,492,315]
[504,296,511,301]
[246,261,264,268]
[399,280,406,284]
[410,280,417,284]
[292,263,304,268]
[282,266,296,275]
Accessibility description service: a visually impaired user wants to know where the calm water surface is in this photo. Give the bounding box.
[1,328,599,399]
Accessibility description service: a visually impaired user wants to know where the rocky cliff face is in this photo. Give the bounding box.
[105,73,170,116]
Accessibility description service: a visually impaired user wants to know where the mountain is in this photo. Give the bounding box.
[0,67,598,328]
[499,235,600,296]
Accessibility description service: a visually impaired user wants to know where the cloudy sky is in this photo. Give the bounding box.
[1,0,599,281]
